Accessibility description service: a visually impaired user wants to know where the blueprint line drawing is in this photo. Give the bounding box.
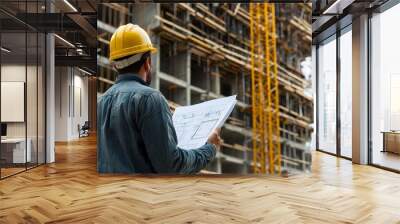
[192,119,219,139]
[172,95,237,150]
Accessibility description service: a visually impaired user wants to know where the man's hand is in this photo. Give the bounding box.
[207,128,222,149]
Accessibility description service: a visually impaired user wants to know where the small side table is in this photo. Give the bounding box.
[381,131,400,154]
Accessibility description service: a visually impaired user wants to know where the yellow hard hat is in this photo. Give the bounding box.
[109,23,157,61]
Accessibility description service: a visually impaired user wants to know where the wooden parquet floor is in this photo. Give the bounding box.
[1,136,400,223]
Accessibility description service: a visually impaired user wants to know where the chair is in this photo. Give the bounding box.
[78,121,90,138]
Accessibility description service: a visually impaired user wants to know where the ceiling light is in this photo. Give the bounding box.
[54,34,75,48]
[76,48,84,55]
[1,47,11,53]
[63,0,78,12]
[78,67,93,76]
[323,0,341,14]
[322,0,355,15]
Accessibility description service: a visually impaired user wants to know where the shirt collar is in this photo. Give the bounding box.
[116,73,147,86]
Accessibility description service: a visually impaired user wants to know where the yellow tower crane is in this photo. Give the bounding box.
[250,3,281,174]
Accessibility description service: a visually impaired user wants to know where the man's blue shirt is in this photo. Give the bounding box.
[97,73,216,174]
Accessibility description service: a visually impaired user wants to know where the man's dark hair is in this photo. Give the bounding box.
[115,51,151,74]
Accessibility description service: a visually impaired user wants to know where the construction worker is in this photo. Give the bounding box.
[97,24,221,174]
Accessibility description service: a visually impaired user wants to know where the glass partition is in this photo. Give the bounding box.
[1,31,28,177]
[339,27,352,158]
[38,32,46,165]
[27,31,38,169]
[0,0,46,179]
[317,35,337,154]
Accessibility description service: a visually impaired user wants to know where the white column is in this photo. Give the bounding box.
[352,14,369,164]
[46,32,55,163]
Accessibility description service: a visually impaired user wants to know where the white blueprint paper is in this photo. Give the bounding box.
[172,95,237,150]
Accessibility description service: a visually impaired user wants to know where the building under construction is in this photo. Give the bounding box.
[97,3,313,174]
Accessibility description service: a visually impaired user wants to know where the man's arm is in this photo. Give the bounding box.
[138,92,217,174]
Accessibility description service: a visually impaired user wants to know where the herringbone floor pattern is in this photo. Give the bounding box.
[1,136,400,223]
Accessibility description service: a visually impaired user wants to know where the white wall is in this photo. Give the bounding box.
[55,67,67,141]
[71,72,89,138]
[55,67,89,141]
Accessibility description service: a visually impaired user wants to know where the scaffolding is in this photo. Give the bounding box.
[250,3,281,174]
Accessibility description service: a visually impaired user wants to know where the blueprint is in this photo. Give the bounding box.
[172,95,237,150]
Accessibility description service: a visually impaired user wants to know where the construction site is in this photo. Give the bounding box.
[97,3,313,174]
